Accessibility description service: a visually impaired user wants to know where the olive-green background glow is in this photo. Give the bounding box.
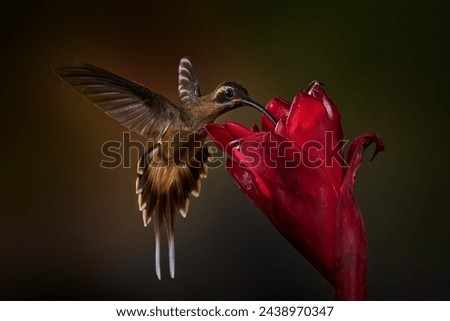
[1,0,449,299]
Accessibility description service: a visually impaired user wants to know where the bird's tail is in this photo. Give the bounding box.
[136,143,208,279]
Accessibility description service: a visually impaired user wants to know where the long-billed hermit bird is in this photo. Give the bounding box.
[55,57,276,279]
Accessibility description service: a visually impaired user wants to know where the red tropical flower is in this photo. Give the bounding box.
[204,81,384,300]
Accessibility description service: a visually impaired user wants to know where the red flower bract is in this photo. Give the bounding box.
[204,81,384,300]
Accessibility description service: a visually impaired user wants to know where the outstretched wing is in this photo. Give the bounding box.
[178,57,200,107]
[55,64,180,139]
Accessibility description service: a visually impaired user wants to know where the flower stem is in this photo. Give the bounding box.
[333,258,367,300]
[333,219,368,300]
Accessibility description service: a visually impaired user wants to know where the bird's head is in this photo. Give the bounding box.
[207,82,277,124]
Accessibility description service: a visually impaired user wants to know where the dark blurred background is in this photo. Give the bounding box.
[1,0,449,300]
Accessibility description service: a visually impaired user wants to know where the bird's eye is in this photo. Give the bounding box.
[224,88,235,99]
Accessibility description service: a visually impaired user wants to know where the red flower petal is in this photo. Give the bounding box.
[305,81,343,143]
[274,119,288,137]
[261,97,291,131]
[203,123,234,153]
[333,132,384,300]
[287,91,343,149]
[344,132,385,188]
[286,92,344,194]
[223,121,255,139]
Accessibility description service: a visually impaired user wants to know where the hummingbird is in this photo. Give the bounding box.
[55,57,276,279]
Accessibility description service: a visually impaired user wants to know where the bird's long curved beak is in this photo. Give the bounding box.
[241,97,277,125]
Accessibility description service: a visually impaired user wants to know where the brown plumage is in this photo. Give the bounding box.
[55,57,276,279]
